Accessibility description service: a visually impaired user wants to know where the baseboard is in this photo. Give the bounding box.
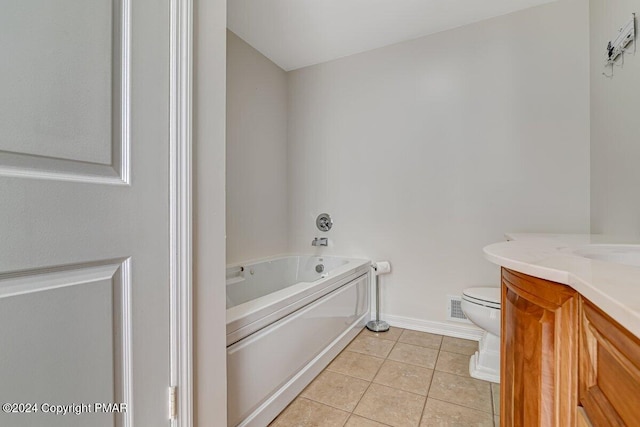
[383,314,484,341]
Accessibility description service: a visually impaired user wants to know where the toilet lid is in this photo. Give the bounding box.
[462,287,500,308]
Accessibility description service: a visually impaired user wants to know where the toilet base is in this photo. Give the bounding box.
[468,331,500,383]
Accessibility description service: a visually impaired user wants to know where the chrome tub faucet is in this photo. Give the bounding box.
[311,237,328,247]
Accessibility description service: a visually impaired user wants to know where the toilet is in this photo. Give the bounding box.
[461,287,501,383]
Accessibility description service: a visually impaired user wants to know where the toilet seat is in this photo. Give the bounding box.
[462,287,500,310]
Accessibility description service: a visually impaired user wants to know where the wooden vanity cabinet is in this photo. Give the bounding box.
[501,268,640,426]
[501,268,579,426]
[579,299,640,426]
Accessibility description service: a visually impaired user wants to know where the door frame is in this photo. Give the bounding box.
[169,0,193,425]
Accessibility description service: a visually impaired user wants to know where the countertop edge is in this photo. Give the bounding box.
[483,237,640,339]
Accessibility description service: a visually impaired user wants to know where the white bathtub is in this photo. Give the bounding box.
[226,255,370,427]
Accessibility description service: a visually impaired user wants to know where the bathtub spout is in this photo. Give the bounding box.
[311,237,328,247]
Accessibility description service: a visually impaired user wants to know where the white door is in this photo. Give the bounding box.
[0,1,172,426]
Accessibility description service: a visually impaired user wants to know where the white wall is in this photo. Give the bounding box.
[194,0,227,424]
[226,30,289,264]
[590,0,640,235]
[286,0,590,327]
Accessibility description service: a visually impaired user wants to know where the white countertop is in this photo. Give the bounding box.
[484,233,640,338]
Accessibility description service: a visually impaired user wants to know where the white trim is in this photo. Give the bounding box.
[118,0,131,185]
[0,154,127,185]
[383,314,484,341]
[119,258,134,427]
[169,0,193,425]
[0,262,120,298]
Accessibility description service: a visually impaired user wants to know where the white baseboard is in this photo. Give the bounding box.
[383,314,484,341]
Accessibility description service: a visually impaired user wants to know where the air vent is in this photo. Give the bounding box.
[447,295,470,323]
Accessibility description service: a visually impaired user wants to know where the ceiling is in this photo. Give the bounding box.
[228,0,555,71]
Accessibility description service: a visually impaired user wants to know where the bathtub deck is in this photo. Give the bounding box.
[270,327,500,427]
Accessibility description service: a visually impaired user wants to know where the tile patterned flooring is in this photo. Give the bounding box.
[270,327,500,427]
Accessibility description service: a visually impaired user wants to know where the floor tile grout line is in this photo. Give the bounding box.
[383,327,446,351]
[350,379,374,420]
[434,370,493,413]
[296,394,355,417]
[347,412,394,427]
[349,333,398,359]
[345,328,393,420]
[396,339,444,351]
[349,329,430,425]
[370,364,434,398]
[325,349,386,382]
[272,396,350,426]
[338,348,388,360]
[361,336,399,344]
[399,329,445,347]
[365,380,430,404]
[386,357,437,370]
[373,333,429,426]
[396,340,443,352]
[298,397,352,426]
[427,383,494,414]
[379,332,489,419]
[324,368,379,383]
[490,381,495,417]
[418,348,442,426]
[440,351,478,357]
[273,328,485,426]
[348,335,390,421]
[433,365,483,380]
[427,396,495,416]
[299,373,370,414]
[398,343,443,351]
[352,329,444,425]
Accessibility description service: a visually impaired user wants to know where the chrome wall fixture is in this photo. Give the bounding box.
[311,237,328,247]
[316,213,333,232]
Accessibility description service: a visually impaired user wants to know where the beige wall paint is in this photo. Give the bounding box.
[590,0,640,235]
[286,0,590,325]
[226,30,289,264]
[194,0,227,424]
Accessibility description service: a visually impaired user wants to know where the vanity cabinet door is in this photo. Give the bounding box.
[501,268,578,427]
[577,407,593,427]
[579,298,640,426]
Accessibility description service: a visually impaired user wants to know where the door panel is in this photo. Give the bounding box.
[0,261,129,426]
[0,0,113,164]
[579,298,640,426]
[0,0,129,184]
[0,0,171,426]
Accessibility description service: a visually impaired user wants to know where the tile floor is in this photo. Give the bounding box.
[270,327,500,427]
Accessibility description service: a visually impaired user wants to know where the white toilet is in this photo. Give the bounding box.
[461,287,501,383]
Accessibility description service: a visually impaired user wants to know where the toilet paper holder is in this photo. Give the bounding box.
[367,261,391,333]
